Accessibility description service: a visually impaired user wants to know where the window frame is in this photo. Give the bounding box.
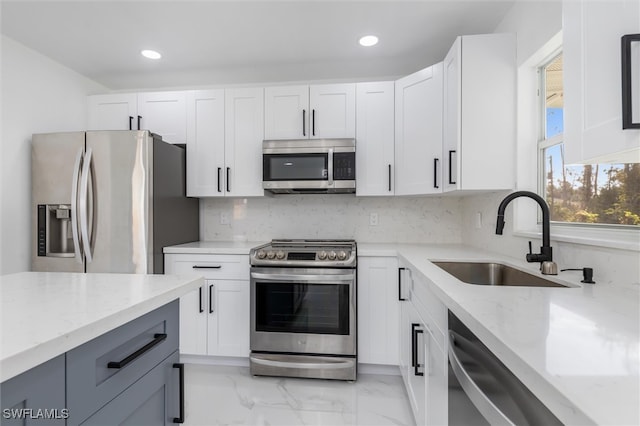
[510,33,639,252]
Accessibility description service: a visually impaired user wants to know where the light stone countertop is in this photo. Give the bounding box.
[0,272,203,383]
[359,242,640,426]
[163,240,267,255]
[165,240,639,425]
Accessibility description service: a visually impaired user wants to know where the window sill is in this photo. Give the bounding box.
[514,224,640,252]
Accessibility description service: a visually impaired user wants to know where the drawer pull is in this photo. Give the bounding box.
[192,265,222,269]
[107,333,167,369]
[173,363,185,423]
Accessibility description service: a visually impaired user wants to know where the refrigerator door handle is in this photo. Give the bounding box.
[79,147,94,263]
[71,148,84,264]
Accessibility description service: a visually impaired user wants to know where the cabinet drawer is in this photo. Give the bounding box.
[412,296,445,353]
[411,273,447,346]
[66,301,178,425]
[79,351,180,426]
[165,254,249,280]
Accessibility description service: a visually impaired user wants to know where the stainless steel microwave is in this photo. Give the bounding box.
[262,139,356,194]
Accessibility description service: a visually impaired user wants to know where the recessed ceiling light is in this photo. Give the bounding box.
[141,49,162,60]
[359,35,379,47]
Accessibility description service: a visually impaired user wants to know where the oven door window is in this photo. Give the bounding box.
[263,154,328,181]
[255,282,349,335]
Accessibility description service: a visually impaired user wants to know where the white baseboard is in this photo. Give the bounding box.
[180,354,250,367]
[178,354,400,377]
[358,363,401,376]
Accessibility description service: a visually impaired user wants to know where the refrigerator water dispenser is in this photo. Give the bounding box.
[37,204,75,257]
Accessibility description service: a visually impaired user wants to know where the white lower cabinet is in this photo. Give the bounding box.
[164,254,250,358]
[398,263,448,426]
[357,256,399,365]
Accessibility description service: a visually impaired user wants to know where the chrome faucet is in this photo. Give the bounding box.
[496,191,557,274]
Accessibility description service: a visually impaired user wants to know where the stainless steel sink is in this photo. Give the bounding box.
[432,261,569,288]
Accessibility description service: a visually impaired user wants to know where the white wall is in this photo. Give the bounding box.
[0,35,106,275]
[201,195,463,244]
[456,0,640,286]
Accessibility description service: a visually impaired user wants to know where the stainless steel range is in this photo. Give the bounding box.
[249,239,357,381]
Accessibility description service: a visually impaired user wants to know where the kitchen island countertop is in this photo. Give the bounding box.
[0,272,203,382]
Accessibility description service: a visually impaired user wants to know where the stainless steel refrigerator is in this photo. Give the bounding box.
[31,130,199,274]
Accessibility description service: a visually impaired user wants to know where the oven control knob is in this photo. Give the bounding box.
[337,251,348,261]
[267,251,276,259]
[256,250,267,259]
[276,251,286,260]
[318,251,327,260]
[328,251,337,260]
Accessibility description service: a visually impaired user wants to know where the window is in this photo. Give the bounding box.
[539,53,640,227]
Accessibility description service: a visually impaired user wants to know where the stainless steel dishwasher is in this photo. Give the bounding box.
[448,311,562,426]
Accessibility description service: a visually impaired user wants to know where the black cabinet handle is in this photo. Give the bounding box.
[433,158,439,189]
[198,287,204,313]
[303,109,306,136]
[172,363,185,424]
[622,34,640,129]
[412,325,424,377]
[388,164,392,192]
[448,150,457,184]
[129,116,133,131]
[209,284,214,314]
[312,109,316,136]
[137,115,142,130]
[226,167,230,192]
[107,333,167,369]
[217,167,222,193]
[192,265,222,269]
[411,323,419,369]
[398,267,407,301]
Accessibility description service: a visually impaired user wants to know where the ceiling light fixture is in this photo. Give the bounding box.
[141,49,162,60]
[359,35,379,47]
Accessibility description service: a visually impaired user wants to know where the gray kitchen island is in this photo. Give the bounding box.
[0,272,202,425]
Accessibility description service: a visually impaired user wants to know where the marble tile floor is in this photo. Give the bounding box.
[183,364,415,426]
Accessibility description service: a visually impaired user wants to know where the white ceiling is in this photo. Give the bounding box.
[1,0,516,91]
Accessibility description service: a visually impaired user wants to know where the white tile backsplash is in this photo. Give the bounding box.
[201,192,638,286]
[201,195,463,244]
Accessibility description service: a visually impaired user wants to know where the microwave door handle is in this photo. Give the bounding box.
[250,272,354,282]
[327,148,334,187]
[448,331,516,426]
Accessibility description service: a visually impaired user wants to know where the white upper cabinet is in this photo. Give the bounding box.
[87,91,187,144]
[224,87,265,197]
[186,88,265,197]
[443,33,516,192]
[356,82,395,196]
[137,91,187,144]
[186,90,225,197]
[264,83,355,140]
[564,0,640,164]
[309,83,356,139]
[264,85,309,139]
[87,94,138,131]
[395,63,444,195]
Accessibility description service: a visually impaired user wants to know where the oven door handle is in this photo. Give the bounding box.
[250,272,354,282]
[250,356,354,370]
